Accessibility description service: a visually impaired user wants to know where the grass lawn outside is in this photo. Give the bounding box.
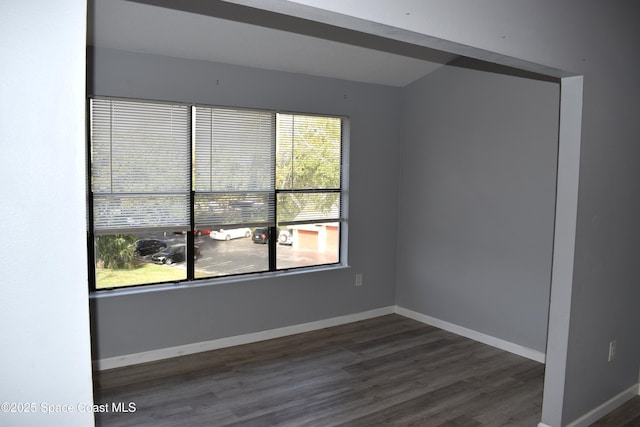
[96,262,186,289]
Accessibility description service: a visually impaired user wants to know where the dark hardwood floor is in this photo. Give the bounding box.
[93,314,635,426]
[591,396,640,427]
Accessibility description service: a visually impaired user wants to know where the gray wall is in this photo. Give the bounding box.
[277,1,640,424]
[89,47,400,359]
[0,1,94,426]
[397,61,559,353]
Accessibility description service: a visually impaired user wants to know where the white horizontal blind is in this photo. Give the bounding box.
[90,98,191,234]
[194,106,275,229]
[276,114,343,226]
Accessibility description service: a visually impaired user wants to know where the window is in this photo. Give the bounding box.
[276,114,343,269]
[88,97,346,290]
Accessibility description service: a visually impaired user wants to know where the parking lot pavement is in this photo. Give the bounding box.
[140,233,338,278]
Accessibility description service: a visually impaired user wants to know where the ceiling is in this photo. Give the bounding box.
[87,0,457,87]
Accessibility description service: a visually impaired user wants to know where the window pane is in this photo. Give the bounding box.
[94,232,187,290]
[194,192,273,229]
[277,192,341,226]
[90,98,191,233]
[276,223,340,269]
[193,228,268,279]
[195,107,274,192]
[93,194,190,233]
[276,114,341,190]
[275,114,342,270]
[193,106,275,279]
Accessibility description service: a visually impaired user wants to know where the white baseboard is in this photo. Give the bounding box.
[565,384,639,427]
[95,305,547,370]
[93,306,395,370]
[395,306,546,363]
[538,423,553,427]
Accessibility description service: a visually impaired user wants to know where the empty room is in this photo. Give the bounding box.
[2,1,639,427]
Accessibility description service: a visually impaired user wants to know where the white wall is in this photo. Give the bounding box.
[0,1,94,426]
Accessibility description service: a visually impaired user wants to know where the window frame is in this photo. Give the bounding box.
[87,96,348,292]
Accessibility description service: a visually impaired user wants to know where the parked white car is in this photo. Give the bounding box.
[210,228,252,241]
[278,229,293,245]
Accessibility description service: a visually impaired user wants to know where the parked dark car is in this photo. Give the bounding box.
[252,227,293,245]
[133,239,167,256]
[151,244,200,265]
[252,227,270,244]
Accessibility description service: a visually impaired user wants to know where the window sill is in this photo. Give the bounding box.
[89,263,351,299]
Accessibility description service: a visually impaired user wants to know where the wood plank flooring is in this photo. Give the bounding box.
[92,314,634,426]
[591,396,640,427]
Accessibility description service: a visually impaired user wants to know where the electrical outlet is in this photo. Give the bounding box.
[608,340,617,362]
[355,273,363,287]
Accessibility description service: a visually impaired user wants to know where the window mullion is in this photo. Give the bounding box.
[187,106,195,280]
[87,100,97,292]
[270,112,277,272]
